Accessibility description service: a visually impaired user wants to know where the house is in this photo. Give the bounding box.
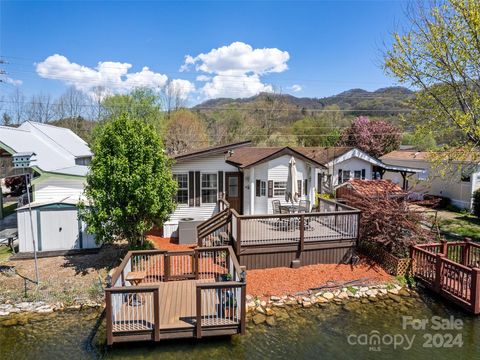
[0,121,96,253]
[381,150,480,209]
[164,142,422,238]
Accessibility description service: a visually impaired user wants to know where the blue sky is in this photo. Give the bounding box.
[1,1,408,104]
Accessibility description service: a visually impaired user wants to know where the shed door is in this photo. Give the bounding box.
[40,210,80,251]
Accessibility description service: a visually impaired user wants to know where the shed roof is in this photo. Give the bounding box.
[337,179,405,197]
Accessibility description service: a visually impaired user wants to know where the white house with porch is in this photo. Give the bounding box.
[164,142,422,238]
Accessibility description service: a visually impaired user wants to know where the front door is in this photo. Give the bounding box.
[225,172,243,214]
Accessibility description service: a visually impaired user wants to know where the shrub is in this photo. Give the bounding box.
[472,189,480,218]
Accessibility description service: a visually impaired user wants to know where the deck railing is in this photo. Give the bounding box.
[105,246,246,345]
[230,198,360,253]
[411,240,480,314]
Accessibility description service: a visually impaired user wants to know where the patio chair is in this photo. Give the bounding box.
[298,200,312,230]
[298,199,311,213]
[272,200,281,214]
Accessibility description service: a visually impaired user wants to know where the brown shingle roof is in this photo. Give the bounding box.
[381,150,430,161]
[226,147,282,167]
[173,140,252,161]
[294,147,353,164]
[337,179,404,198]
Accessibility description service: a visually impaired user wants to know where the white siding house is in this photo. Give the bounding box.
[0,121,95,253]
[381,150,480,209]
[165,143,419,239]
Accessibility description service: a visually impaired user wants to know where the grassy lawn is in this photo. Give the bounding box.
[0,246,12,263]
[435,212,480,241]
[2,202,17,218]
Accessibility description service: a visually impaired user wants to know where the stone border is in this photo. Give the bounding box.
[247,283,411,325]
[0,300,102,317]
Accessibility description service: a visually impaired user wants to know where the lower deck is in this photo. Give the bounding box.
[106,246,246,345]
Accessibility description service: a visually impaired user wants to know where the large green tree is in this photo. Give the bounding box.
[164,109,210,155]
[101,88,165,133]
[384,0,480,150]
[81,114,176,247]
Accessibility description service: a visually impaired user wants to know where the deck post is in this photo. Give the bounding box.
[240,284,246,335]
[435,254,445,293]
[299,215,305,253]
[196,286,202,338]
[236,218,241,256]
[194,250,199,280]
[441,240,448,256]
[153,288,161,341]
[105,290,113,346]
[462,238,471,266]
[164,255,170,282]
[471,268,480,314]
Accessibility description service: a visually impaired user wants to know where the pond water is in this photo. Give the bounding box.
[1,290,479,360]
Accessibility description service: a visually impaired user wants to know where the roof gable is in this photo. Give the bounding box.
[226,146,326,169]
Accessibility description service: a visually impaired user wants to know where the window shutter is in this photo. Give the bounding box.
[304,179,308,196]
[268,180,273,198]
[317,173,322,193]
[338,169,343,184]
[218,171,224,198]
[195,171,201,207]
[297,180,302,197]
[256,179,261,197]
[361,169,366,180]
[188,171,194,207]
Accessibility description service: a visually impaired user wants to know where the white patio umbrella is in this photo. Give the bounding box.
[285,156,299,204]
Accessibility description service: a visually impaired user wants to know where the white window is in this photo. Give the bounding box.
[274,181,287,196]
[261,181,266,196]
[201,173,218,203]
[353,170,362,179]
[461,167,472,183]
[173,174,188,204]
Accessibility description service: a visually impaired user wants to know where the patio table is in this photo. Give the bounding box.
[280,205,300,213]
[125,271,146,306]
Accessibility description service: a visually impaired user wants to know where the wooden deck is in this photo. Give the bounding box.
[112,279,218,332]
[240,217,356,245]
[105,246,246,345]
[411,241,480,314]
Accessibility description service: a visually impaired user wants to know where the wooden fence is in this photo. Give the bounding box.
[411,240,480,314]
[105,246,246,345]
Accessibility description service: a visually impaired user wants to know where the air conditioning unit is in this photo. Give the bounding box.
[178,217,204,244]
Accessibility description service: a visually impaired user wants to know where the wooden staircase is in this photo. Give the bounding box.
[197,203,231,247]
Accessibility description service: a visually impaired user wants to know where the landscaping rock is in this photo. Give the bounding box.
[252,314,267,325]
[337,292,349,300]
[322,292,334,300]
[266,316,277,327]
[255,306,265,314]
[270,296,281,301]
[265,308,275,316]
[388,294,403,303]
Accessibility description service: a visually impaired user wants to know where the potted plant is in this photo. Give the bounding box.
[220,273,232,281]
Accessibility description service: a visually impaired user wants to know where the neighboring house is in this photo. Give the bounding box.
[164,142,421,237]
[381,150,480,209]
[0,121,96,253]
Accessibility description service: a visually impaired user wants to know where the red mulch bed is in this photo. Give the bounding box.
[147,230,194,251]
[246,259,392,297]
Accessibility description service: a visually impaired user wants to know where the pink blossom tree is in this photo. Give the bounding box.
[338,116,401,158]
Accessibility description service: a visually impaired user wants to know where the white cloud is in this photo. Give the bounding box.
[289,84,302,92]
[181,42,290,99]
[196,75,211,82]
[166,79,196,100]
[35,54,196,99]
[3,76,23,86]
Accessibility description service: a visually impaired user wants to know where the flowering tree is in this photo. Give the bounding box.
[345,194,431,257]
[338,116,401,158]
